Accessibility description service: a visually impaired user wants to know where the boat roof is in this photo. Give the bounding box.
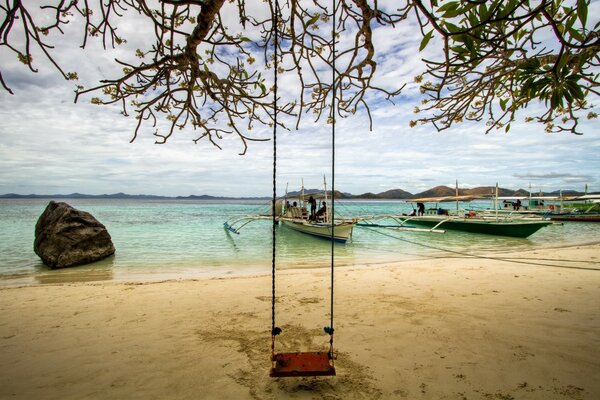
[496,196,560,201]
[564,194,600,201]
[408,195,483,203]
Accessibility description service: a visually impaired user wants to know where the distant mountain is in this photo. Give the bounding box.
[513,189,531,197]
[0,186,587,200]
[462,186,519,197]
[374,189,413,199]
[413,185,456,198]
[354,192,380,199]
[285,189,353,199]
[0,192,269,200]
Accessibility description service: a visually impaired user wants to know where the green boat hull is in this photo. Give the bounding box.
[407,217,552,238]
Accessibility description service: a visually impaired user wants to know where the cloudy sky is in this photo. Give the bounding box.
[1,1,598,197]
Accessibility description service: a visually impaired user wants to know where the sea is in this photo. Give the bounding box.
[1,198,599,286]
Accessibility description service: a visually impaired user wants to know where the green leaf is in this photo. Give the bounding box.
[565,14,577,32]
[505,123,511,133]
[478,2,489,21]
[437,1,458,13]
[306,14,319,27]
[500,98,507,111]
[566,78,585,100]
[239,36,252,42]
[442,8,463,18]
[569,27,584,42]
[444,22,461,33]
[551,91,563,108]
[577,0,588,27]
[462,35,475,53]
[556,54,569,72]
[420,30,434,51]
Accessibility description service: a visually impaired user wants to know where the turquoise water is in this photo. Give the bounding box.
[1,199,599,285]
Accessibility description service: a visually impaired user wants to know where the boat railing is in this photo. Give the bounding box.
[355,214,446,234]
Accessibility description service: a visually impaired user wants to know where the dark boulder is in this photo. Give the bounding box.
[34,201,115,268]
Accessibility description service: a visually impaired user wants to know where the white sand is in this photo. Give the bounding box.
[1,244,599,399]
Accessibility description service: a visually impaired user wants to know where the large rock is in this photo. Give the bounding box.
[34,201,115,269]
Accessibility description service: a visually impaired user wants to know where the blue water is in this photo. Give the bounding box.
[1,199,599,285]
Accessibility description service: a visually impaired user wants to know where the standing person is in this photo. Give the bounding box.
[417,202,425,216]
[308,195,317,220]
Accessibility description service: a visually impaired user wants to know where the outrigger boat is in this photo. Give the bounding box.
[224,181,357,243]
[487,191,600,222]
[397,188,553,238]
[397,213,553,237]
[278,201,355,243]
[544,194,600,222]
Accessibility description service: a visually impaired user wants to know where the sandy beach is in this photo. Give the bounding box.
[1,244,599,399]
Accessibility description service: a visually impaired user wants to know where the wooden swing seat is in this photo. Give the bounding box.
[270,352,336,377]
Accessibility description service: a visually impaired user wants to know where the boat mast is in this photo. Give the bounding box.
[455,179,459,215]
[284,182,289,213]
[323,174,329,223]
[495,183,499,221]
[301,178,305,209]
[560,189,563,212]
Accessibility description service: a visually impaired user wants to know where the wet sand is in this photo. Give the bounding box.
[1,244,599,399]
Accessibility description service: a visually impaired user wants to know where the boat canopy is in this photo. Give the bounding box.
[564,194,600,201]
[408,195,483,203]
[495,195,561,201]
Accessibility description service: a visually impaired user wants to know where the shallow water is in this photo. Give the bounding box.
[0,198,598,285]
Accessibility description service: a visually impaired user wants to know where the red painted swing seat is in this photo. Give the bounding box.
[270,352,336,377]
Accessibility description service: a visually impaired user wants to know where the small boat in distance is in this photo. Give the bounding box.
[545,194,600,222]
[224,180,356,243]
[489,193,600,223]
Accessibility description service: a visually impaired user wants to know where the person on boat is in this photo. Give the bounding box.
[409,210,416,216]
[417,202,425,216]
[315,201,327,221]
[308,196,317,220]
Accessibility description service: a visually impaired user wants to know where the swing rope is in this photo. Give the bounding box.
[271,0,281,355]
[269,0,337,377]
[326,0,336,357]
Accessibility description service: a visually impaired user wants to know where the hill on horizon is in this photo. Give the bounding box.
[0,186,590,200]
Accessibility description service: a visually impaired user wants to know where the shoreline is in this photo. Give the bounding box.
[2,241,600,289]
[1,244,599,399]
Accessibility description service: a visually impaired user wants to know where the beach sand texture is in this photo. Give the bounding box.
[1,244,599,399]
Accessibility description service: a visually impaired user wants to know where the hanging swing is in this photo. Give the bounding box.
[269,0,338,378]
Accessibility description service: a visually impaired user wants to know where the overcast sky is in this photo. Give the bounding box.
[0,1,598,197]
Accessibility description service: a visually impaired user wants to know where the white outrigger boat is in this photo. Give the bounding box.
[278,201,355,243]
[224,182,357,243]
